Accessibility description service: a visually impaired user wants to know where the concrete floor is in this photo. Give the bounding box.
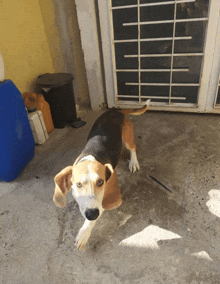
[1,109,220,284]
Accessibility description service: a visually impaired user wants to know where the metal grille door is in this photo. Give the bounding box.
[105,0,218,112]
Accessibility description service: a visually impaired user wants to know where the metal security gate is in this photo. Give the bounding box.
[98,0,220,113]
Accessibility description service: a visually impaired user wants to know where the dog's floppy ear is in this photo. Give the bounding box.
[53,166,73,208]
[105,163,112,182]
[102,164,122,210]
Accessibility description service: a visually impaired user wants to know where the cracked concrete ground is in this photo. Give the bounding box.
[1,109,220,284]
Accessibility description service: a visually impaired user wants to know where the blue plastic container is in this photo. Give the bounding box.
[0,80,35,181]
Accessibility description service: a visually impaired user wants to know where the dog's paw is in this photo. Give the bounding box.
[129,159,140,173]
[75,229,91,250]
[129,150,140,173]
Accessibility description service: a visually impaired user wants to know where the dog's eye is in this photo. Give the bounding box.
[97,179,104,186]
[76,182,82,188]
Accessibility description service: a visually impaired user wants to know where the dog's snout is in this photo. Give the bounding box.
[85,208,99,221]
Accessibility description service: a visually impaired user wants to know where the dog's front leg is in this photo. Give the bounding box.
[75,219,97,250]
[75,207,104,250]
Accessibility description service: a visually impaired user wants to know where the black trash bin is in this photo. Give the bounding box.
[37,73,77,128]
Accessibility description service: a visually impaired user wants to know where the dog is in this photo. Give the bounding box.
[53,99,150,250]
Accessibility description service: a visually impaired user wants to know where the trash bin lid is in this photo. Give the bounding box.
[37,73,74,88]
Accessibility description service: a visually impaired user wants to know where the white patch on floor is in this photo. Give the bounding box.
[191,251,213,262]
[119,225,181,249]
[206,189,220,218]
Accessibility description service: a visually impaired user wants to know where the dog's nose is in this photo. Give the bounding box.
[85,208,99,221]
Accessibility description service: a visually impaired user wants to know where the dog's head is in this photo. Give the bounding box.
[53,159,122,220]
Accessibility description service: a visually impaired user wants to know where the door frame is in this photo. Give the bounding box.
[98,0,220,113]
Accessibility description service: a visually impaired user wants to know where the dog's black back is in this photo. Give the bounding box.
[80,109,124,168]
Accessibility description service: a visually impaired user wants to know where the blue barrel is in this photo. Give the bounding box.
[0,80,35,181]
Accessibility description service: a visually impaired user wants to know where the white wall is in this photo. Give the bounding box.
[75,0,105,110]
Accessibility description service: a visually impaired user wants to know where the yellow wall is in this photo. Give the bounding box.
[0,0,56,93]
[0,0,90,106]
[38,0,66,73]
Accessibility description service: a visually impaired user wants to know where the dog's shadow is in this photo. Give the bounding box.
[86,166,220,269]
[87,168,182,252]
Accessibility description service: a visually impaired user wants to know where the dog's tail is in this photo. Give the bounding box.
[120,99,150,115]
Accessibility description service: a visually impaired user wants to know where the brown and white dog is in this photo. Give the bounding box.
[53,100,150,250]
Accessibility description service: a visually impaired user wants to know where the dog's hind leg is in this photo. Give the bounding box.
[122,118,140,173]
